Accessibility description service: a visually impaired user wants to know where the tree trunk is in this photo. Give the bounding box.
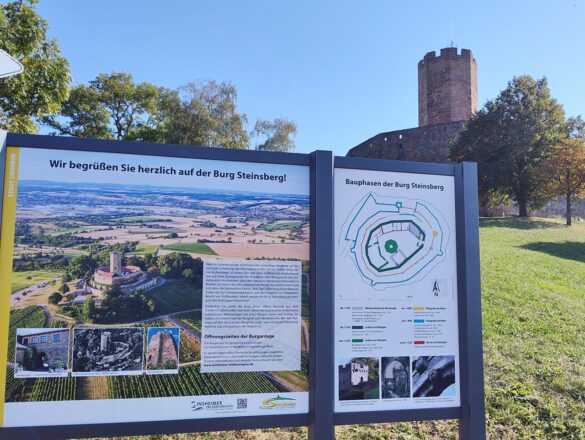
[518,200,528,217]
[566,192,572,226]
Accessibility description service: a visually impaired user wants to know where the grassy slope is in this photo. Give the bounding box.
[11,270,61,293]
[147,280,202,314]
[86,217,585,439]
[162,242,217,255]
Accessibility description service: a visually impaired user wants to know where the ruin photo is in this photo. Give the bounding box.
[14,328,70,378]
[381,356,410,399]
[72,328,144,376]
[412,355,456,398]
[146,327,179,372]
[338,357,379,401]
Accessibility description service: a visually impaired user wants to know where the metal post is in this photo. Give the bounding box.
[455,162,486,440]
[308,150,335,440]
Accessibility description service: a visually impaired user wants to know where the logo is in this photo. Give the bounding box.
[260,395,297,410]
[191,400,233,412]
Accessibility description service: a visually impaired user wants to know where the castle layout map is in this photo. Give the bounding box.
[340,193,449,289]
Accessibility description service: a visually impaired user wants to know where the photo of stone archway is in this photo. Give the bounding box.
[14,328,70,378]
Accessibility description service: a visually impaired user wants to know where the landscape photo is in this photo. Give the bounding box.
[5,148,310,402]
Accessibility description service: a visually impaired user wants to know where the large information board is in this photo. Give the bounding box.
[0,133,485,440]
[0,136,310,433]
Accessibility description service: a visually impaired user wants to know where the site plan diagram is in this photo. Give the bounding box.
[340,193,449,289]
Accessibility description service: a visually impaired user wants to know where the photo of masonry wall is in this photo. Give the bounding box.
[381,356,410,398]
[145,327,180,373]
[412,355,456,398]
[72,328,144,376]
[338,357,379,401]
[14,328,70,378]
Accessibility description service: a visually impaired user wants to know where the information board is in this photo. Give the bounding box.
[0,134,486,440]
[334,168,460,412]
[0,144,310,428]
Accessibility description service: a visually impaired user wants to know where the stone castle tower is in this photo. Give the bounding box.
[347,47,477,163]
[418,47,477,126]
[110,252,123,275]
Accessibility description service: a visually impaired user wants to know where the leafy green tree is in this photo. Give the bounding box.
[539,117,585,226]
[450,75,565,216]
[252,118,297,152]
[82,297,95,322]
[44,72,160,140]
[48,291,62,305]
[67,255,97,279]
[159,80,249,149]
[0,0,70,133]
[59,282,70,294]
[42,85,111,138]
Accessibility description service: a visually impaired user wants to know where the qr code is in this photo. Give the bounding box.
[237,398,247,409]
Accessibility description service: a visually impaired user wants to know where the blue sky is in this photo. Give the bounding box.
[35,0,585,156]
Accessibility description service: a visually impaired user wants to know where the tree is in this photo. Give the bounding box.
[252,118,297,152]
[59,282,70,294]
[42,85,111,138]
[158,80,249,149]
[48,291,62,305]
[44,72,160,140]
[82,297,95,322]
[67,255,97,279]
[450,76,565,216]
[0,0,70,133]
[539,118,585,225]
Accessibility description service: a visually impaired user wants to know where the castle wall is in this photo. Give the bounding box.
[347,121,464,163]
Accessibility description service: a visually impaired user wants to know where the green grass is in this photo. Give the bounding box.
[117,216,168,223]
[258,221,302,232]
[127,229,181,235]
[126,244,160,255]
[11,270,61,293]
[162,242,217,255]
[147,280,202,314]
[46,227,94,236]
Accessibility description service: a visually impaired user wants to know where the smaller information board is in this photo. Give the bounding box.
[334,168,460,412]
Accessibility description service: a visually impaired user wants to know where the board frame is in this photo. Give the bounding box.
[0,133,485,439]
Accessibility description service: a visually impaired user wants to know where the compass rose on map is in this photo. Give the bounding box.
[340,193,449,289]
